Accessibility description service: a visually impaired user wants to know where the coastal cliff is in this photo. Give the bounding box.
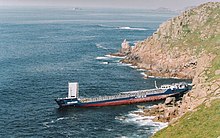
[121,2,220,79]
[118,2,220,137]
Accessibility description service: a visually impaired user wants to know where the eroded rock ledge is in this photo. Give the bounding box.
[137,53,220,124]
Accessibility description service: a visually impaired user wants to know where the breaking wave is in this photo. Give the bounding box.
[96,54,126,61]
[105,54,125,59]
[95,24,148,31]
[117,26,148,31]
[137,68,147,71]
[96,43,108,50]
[140,72,148,78]
[117,62,133,67]
[95,56,109,60]
[100,62,109,65]
[115,109,168,134]
[42,117,76,128]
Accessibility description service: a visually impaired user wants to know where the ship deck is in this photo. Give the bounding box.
[79,88,165,103]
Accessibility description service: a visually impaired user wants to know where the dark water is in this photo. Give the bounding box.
[0,7,184,137]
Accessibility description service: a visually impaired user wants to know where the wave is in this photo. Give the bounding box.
[137,68,147,71]
[115,109,168,134]
[140,72,148,78]
[56,117,70,121]
[130,65,138,69]
[96,43,108,50]
[95,56,109,60]
[96,54,126,60]
[95,24,148,31]
[117,26,148,31]
[100,62,109,65]
[96,24,114,28]
[42,117,76,128]
[118,62,133,66]
[105,54,125,59]
[38,36,50,39]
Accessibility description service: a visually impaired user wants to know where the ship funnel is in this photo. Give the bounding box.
[68,82,79,98]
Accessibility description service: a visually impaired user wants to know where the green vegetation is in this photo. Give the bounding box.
[182,24,191,33]
[205,7,220,26]
[207,54,220,81]
[188,10,196,16]
[169,4,220,80]
[201,34,220,81]
[152,100,220,138]
[151,3,220,138]
[173,33,220,81]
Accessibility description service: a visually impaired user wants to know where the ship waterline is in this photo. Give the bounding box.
[55,82,189,107]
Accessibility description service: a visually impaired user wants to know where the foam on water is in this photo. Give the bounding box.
[56,117,71,121]
[117,26,148,31]
[100,62,109,65]
[137,68,147,71]
[42,117,76,128]
[115,109,168,134]
[140,72,148,78]
[130,65,138,69]
[117,62,133,66]
[105,54,126,59]
[96,53,126,60]
[96,43,108,50]
[95,56,109,60]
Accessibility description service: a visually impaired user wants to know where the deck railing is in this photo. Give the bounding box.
[80,89,165,103]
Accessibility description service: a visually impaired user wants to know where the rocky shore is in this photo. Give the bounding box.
[117,2,219,79]
[113,2,220,130]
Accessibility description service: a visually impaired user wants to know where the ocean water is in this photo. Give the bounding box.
[0,7,184,137]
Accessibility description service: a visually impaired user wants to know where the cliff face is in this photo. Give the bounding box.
[120,2,220,133]
[123,2,220,79]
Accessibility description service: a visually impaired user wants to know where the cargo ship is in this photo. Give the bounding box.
[55,82,189,108]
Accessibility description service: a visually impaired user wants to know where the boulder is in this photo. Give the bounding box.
[164,97,176,105]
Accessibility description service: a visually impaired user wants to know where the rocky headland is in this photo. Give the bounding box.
[120,2,219,79]
[115,2,220,137]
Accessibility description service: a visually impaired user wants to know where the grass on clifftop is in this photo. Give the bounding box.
[204,34,220,81]
[168,4,220,81]
[208,54,220,81]
[171,32,220,81]
[152,4,220,138]
[152,99,220,138]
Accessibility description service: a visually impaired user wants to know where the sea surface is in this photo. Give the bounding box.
[0,7,185,137]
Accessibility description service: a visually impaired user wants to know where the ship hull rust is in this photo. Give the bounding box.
[77,95,169,107]
[55,82,189,108]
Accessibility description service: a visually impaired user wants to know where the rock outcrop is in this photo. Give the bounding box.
[121,2,220,79]
[111,39,132,57]
[123,2,220,126]
[120,39,131,55]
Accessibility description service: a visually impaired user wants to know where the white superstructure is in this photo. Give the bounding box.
[68,82,79,98]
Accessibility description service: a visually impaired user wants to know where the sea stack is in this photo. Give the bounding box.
[120,39,131,55]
